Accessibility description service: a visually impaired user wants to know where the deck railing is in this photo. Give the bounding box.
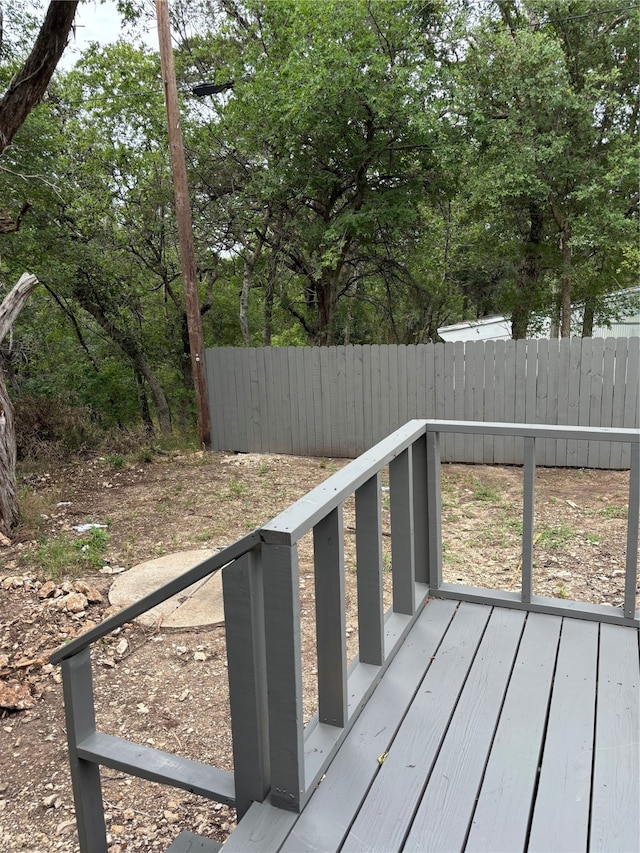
[51,420,639,852]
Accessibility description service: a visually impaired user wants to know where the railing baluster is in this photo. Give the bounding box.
[262,541,304,811]
[61,648,107,853]
[390,447,415,615]
[522,436,535,604]
[426,429,443,590]
[624,440,639,620]
[412,434,429,585]
[222,548,270,819]
[314,506,347,726]
[355,474,384,666]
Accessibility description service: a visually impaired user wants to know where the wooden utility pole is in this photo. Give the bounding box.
[155,0,211,448]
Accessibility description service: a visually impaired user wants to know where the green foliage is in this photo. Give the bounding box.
[31,526,111,581]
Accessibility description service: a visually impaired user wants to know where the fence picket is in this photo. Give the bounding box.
[205,338,639,469]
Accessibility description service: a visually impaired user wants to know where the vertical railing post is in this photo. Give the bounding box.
[426,428,443,590]
[314,506,347,727]
[521,435,536,604]
[412,433,429,585]
[355,474,384,666]
[261,540,304,811]
[222,549,270,819]
[624,440,639,620]
[60,648,107,853]
[390,447,416,615]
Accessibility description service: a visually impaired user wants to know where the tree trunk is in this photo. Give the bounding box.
[76,294,173,435]
[582,295,595,338]
[0,2,78,155]
[559,229,572,338]
[511,201,544,339]
[239,257,252,345]
[0,274,39,538]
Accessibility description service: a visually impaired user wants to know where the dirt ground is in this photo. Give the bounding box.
[0,448,634,852]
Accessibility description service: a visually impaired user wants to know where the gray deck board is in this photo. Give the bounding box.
[403,607,526,853]
[589,622,640,852]
[465,612,562,852]
[341,602,491,853]
[528,617,599,853]
[220,604,639,853]
[279,598,459,853]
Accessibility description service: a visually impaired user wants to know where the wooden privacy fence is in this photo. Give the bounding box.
[204,337,640,468]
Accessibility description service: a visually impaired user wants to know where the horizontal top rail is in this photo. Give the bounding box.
[261,420,428,545]
[425,420,639,443]
[50,530,261,664]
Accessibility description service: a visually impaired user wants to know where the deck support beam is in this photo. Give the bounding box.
[262,541,304,811]
[61,648,107,853]
[223,549,270,819]
[355,474,384,666]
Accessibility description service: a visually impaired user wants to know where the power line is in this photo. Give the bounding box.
[508,4,639,30]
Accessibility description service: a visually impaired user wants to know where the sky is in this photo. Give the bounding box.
[59,1,158,69]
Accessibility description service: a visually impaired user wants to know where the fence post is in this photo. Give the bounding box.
[521,436,536,604]
[624,441,639,620]
[426,429,443,590]
[355,474,384,666]
[412,433,429,585]
[222,549,270,819]
[390,447,415,615]
[314,506,347,727]
[61,648,108,853]
[261,540,304,811]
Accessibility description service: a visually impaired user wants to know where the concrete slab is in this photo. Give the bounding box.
[108,550,225,629]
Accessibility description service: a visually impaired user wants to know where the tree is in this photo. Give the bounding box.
[0,1,78,537]
[185,0,443,344]
[456,0,639,338]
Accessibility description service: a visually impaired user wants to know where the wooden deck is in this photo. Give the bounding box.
[223,598,640,853]
[51,421,640,853]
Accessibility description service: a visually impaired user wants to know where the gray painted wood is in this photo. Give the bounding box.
[206,339,638,467]
[624,440,639,618]
[556,339,572,465]
[221,801,298,852]
[454,340,465,462]
[404,607,527,853]
[493,340,506,463]
[483,340,495,463]
[589,622,640,852]
[578,337,593,467]
[599,338,616,468]
[222,551,270,818]
[166,831,222,852]
[313,507,347,727]
[528,617,599,853]
[567,337,582,466]
[283,598,460,853]
[426,430,443,589]
[473,341,485,462]
[443,342,455,461]
[503,340,516,462]
[521,436,535,603]
[465,612,562,853]
[424,343,436,419]
[342,602,492,853]
[77,732,236,803]
[622,336,640,467]
[61,649,108,853]
[262,541,305,811]
[535,339,549,464]
[588,338,605,467]
[355,474,384,666]
[261,421,428,545]
[411,434,429,585]
[389,447,415,615]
